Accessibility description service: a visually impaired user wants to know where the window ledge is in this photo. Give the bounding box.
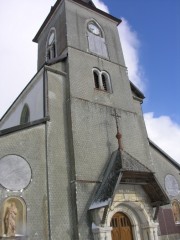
[94,88,112,94]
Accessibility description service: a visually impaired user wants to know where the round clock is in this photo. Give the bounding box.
[88,23,101,36]
[165,174,179,196]
[48,32,55,45]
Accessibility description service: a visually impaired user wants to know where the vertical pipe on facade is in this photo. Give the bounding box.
[44,69,52,240]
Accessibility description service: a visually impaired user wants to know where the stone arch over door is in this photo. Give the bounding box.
[0,197,26,237]
[107,204,143,240]
[107,203,159,240]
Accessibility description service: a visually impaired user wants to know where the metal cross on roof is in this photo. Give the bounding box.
[111,109,123,150]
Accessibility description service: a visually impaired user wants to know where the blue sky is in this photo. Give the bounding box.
[104,0,180,123]
[93,0,180,162]
[0,0,180,162]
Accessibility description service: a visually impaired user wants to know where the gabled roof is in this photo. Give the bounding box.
[149,139,180,171]
[33,0,121,42]
[89,150,169,210]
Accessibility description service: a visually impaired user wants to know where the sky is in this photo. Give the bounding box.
[0,0,180,163]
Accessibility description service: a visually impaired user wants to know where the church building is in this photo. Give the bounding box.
[0,0,180,239]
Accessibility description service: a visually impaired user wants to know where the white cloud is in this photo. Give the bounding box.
[144,113,180,163]
[93,0,109,13]
[0,0,56,119]
[118,19,145,91]
[93,1,145,91]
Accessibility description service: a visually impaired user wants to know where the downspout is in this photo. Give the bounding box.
[44,68,52,240]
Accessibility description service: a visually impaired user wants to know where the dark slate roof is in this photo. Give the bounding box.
[81,0,95,7]
[33,0,121,42]
[89,150,169,210]
[130,81,145,99]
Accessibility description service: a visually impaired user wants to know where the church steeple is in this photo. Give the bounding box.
[79,0,96,7]
[33,0,122,70]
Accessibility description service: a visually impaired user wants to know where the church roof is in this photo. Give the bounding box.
[149,139,180,170]
[80,0,95,7]
[89,149,169,210]
[130,81,145,99]
[33,0,121,42]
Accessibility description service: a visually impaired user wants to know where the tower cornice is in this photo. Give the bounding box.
[33,0,121,43]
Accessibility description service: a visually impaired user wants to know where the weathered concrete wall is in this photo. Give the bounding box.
[65,0,125,66]
[0,125,48,239]
[46,68,74,240]
[37,1,67,70]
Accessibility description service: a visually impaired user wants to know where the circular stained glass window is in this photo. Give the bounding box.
[0,155,32,191]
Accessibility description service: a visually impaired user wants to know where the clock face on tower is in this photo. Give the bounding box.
[88,23,101,36]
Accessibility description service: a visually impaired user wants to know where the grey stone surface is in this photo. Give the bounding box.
[36,1,67,70]
[0,125,48,239]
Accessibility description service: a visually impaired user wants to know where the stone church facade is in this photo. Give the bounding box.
[0,0,180,239]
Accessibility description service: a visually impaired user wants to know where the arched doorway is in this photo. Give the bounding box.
[110,212,133,240]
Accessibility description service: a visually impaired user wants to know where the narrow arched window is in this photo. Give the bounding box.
[20,104,30,124]
[46,28,56,61]
[93,70,100,89]
[92,68,112,93]
[101,71,112,93]
[87,20,108,58]
[102,73,107,91]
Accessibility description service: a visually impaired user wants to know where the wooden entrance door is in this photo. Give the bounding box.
[111,212,133,240]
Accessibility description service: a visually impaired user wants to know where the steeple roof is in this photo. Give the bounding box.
[80,0,95,7]
[33,0,121,42]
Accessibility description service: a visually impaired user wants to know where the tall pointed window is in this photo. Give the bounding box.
[92,68,112,93]
[20,104,30,124]
[46,28,56,61]
[87,20,108,58]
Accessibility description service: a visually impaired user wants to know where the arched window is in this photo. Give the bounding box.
[93,69,100,89]
[87,20,108,58]
[102,73,107,91]
[101,71,112,92]
[92,68,112,93]
[46,28,56,61]
[172,200,180,224]
[20,104,30,124]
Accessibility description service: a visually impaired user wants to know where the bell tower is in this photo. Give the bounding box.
[32,0,154,239]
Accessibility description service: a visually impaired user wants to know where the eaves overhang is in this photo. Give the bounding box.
[120,170,170,207]
[89,150,169,210]
[130,81,145,99]
[33,0,121,42]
